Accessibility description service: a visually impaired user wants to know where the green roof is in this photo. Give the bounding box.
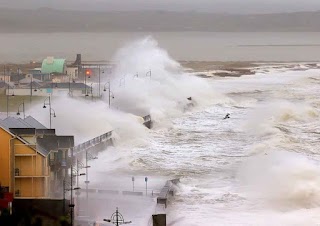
[41,58,66,74]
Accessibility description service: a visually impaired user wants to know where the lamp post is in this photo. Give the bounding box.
[16,100,25,119]
[68,75,72,96]
[84,151,97,216]
[103,82,115,108]
[62,179,80,216]
[68,147,81,226]
[145,177,148,196]
[90,83,93,100]
[146,70,151,78]
[84,69,91,96]
[132,177,135,192]
[43,96,56,129]
[74,160,85,217]
[63,179,66,214]
[98,65,101,98]
[30,75,38,103]
[6,84,14,117]
[103,207,132,226]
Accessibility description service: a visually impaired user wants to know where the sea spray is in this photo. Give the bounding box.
[102,36,220,123]
[243,100,318,137]
[237,150,320,209]
[27,36,218,145]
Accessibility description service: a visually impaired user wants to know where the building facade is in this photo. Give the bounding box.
[0,127,50,198]
[0,116,74,199]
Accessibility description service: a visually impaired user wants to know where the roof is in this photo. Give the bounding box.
[42,82,90,89]
[19,77,42,84]
[22,81,43,89]
[0,116,50,156]
[0,126,49,157]
[8,74,25,82]
[24,116,47,129]
[0,81,14,89]
[41,57,66,74]
[0,116,47,130]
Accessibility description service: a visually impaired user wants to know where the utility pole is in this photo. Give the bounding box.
[85,150,89,216]
[30,76,33,103]
[98,65,101,97]
[132,177,135,192]
[70,148,74,226]
[63,179,66,214]
[145,177,148,196]
[43,96,54,129]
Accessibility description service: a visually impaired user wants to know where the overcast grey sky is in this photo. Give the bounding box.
[1,0,320,14]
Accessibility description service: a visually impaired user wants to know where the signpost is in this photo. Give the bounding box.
[145,177,148,196]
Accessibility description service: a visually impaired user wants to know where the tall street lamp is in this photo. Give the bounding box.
[68,147,82,226]
[30,75,38,103]
[62,179,80,215]
[68,75,73,96]
[90,83,93,100]
[84,69,91,96]
[16,100,25,119]
[103,82,115,108]
[146,70,151,78]
[103,207,132,226]
[100,69,105,98]
[85,151,97,216]
[43,96,56,129]
[98,65,101,98]
[73,160,85,217]
[6,84,14,117]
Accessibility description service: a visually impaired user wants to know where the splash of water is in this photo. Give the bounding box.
[238,150,320,209]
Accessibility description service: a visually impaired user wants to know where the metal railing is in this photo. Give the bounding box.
[69,130,113,156]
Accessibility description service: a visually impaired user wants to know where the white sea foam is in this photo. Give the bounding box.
[238,151,320,209]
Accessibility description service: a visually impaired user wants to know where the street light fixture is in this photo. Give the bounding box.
[43,96,56,129]
[67,149,82,226]
[16,100,25,119]
[30,75,38,103]
[103,207,132,226]
[98,66,101,98]
[103,82,115,108]
[51,108,56,118]
[85,151,98,216]
[146,70,151,78]
[84,69,91,96]
[90,83,93,99]
[63,180,81,215]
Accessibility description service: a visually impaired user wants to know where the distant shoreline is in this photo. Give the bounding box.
[1,8,320,33]
[1,61,319,79]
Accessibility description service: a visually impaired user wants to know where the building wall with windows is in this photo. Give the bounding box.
[0,127,50,198]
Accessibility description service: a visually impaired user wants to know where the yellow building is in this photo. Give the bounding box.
[0,126,50,198]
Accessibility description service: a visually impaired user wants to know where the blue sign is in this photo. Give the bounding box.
[145,177,148,182]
